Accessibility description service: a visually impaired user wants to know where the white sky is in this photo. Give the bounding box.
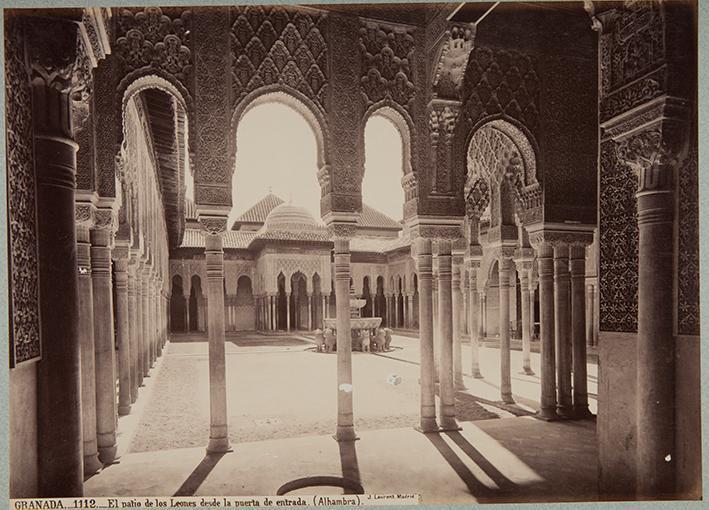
[229,102,404,226]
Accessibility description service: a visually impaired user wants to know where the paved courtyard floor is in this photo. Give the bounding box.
[85,332,599,503]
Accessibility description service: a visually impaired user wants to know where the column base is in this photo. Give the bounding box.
[83,453,103,477]
[130,392,138,404]
[556,406,575,419]
[471,370,484,379]
[117,404,131,416]
[206,436,232,454]
[334,426,359,442]
[535,408,560,421]
[520,367,535,376]
[501,394,515,404]
[97,445,118,465]
[437,419,462,432]
[574,405,594,420]
[415,417,439,434]
[454,380,467,390]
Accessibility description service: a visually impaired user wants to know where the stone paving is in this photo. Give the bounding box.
[86,331,600,503]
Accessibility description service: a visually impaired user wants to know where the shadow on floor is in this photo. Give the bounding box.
[424,433,503,502]
[173,452,227,496]
[338,440,362,494]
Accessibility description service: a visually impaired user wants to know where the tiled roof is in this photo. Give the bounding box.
[358,203,402,231]
[251,229,331,244]
[232,193,284,227]
[350,230,412,254]
[180,228,257,249]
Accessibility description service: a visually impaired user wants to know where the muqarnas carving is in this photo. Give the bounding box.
[359,22,416,114]
[114,7,193,88]
[230,5,329,111]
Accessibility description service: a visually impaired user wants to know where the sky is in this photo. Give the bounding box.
[226,102,405,226]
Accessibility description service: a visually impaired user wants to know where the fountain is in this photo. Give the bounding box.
[318,285,389,352]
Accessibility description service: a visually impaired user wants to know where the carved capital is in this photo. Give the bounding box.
[199,216,228,235]
[328,222,358,241]
[75,203,95,228]
[25,17,78,93]
[616,128,680,194]
[93,207,116,232]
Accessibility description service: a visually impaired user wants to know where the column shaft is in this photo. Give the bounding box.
[308,294,313,330]
[452,258,465,389]
[537,242,558,419]
[91,227,118,464]
[467,262,482,378]
[36,140,82,483]
[334,238,356,441]
[498,256,514,403]
[114,257,132,416]
[140,268,150,376]
[570,244,590,418]
[205,234,230,452]
[437,241,458,429]
[554,243,573,417]
[636,182,675,497]
[416,239,437,431]
[585,284,594,347]
[76,224,102,475]
[519,266,534,375]
[286,293,291,331]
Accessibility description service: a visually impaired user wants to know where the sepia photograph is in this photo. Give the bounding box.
[3,0,702,507]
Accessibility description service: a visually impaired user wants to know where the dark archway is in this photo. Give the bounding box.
[277,273,287,330]
[189,275,203,332]
[235,275,255,331]
[397,277,404,328]
[375,276,386,324]
[170,275,186,332]
[362,276,372,318]
[412,273,419,329]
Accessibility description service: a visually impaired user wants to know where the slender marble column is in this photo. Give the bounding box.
[481,293,487,338]
[148,274,156,366]
[517,262,534,375]
[452,256,465,389]
[128,263,140,398]
[635,154,675,497]
[76,218,102,475]
[585,284,594,347]
[205,233,230,453]
[324,294,330,320]
[113,253,132,416]
[286,292,291,331]
[307,293,313,330]
[570,243,591,418]
[334,237,356,441]
[140,264,150,376]
[535,241,557,419]
[415,238,437,432]
[432,265,440,379]
[184,290,190,333]
[498,256,514,403]
[91,224,118,464]
[136,273,145,386]
[466,259,483,378]
[322,295,327,327]
[554,243,573,418]
[437,240,458,430]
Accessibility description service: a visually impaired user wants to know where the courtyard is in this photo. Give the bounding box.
[85,333,598,503]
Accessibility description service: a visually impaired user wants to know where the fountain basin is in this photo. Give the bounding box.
[323,317,382,330]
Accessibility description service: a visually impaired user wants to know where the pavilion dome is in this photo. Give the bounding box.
[262,203,322,232]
